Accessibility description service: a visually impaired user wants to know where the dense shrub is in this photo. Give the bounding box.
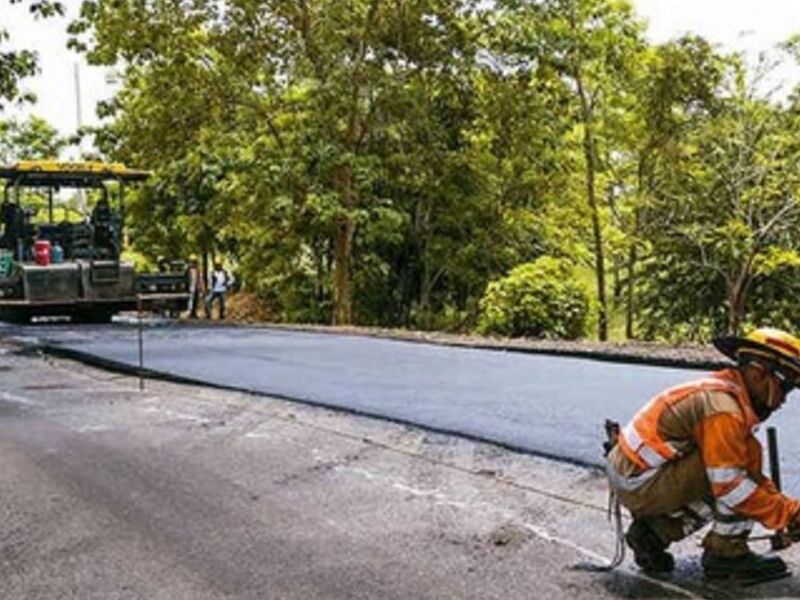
[477,257,590,339]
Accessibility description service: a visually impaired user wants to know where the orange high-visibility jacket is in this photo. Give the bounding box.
[618,369,800,529]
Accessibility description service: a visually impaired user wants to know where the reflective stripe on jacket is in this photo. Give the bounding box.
[618,370,750,470]
[614,368,800,530]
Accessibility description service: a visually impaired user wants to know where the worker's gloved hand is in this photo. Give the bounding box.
[787,511,800,542]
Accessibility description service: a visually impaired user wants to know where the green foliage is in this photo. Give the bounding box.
[0,116,64,162]
[637,60,800,338]
[60,0,800,340]
[1,0,64,109]
[477,257,590,339]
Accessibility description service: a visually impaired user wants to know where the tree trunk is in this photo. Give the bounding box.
[419,277,431,329]
[726,247,761,336]
[727,263,754,335]
[332,166,356,325]
[625,243,637,339]
[418,194,433,330]
[332,213,355,325]
[587,161,608,341]
[575,72,608,341]
[727,285,745,336]
[312,234,326,312]
[625,206,643,340]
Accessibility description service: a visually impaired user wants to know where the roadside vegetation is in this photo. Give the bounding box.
[5,0,800,342]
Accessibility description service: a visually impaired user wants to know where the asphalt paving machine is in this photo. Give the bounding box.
[0,161,188,323]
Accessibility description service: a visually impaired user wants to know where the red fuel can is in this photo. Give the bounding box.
[33,240,52,266]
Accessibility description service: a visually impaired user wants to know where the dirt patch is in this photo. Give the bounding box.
[225,292,277,323]
[487,523,531,549]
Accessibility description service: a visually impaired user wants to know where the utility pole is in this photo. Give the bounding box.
[74,62,83,134]
[74,63,86,213]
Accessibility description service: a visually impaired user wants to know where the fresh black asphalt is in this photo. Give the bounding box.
[6,323,800,493]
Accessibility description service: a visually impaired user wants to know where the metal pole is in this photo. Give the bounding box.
[74,63,83,133]
[73,63,86,214]
[767,427,790,550]
[137,295,145,391]
[768,427,781,491]
[120,181,125,226]
[13,180,20,261]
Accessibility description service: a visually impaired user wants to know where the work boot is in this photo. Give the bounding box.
[625,519,675,574]
[702,531,788,582]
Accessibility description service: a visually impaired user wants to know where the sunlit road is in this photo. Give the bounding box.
[6,322,800,493]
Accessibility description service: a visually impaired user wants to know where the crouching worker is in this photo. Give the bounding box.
[607,328,800,583]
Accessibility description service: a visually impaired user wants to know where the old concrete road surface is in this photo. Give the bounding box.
[4,340,800,599]
[6,322,800,495]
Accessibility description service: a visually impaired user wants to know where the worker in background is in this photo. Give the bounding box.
[91,197,120,259]
[186,254,203,319]
[0,201,24,259]
[205,261,232,320]
[607,328,800,583]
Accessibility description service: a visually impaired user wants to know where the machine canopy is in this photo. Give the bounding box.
[0,161,150,189]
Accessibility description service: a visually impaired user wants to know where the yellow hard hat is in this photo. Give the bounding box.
[714,327,800,383]
[189,254,198,262]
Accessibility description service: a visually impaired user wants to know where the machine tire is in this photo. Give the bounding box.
[72,308,115,324]
[0,307,31,324]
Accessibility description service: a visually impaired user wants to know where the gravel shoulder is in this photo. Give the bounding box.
[1,342,797,599]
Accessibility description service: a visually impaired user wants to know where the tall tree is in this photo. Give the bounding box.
[498,0,645,340]
[608,36,726,338]
[640,57,800,337]
[71,0,487,326]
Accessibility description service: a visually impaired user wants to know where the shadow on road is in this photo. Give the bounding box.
[579,557,800,599]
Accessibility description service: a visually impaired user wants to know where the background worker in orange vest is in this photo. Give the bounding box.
[607,328,800,583]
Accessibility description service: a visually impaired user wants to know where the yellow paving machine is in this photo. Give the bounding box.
[0,161,188,323]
